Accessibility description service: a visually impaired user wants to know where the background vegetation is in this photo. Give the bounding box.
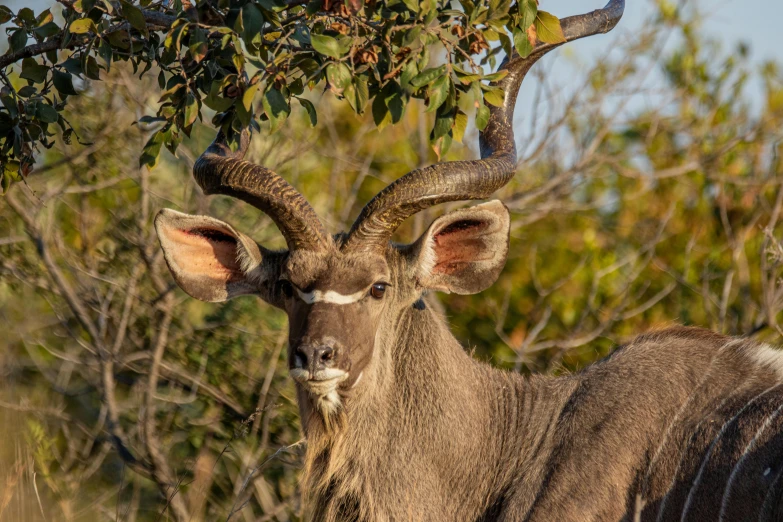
[2,0,783,520]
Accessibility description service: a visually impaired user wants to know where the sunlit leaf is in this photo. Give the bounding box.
[139,129,164,168]
[475,104,490,131]
[310,34,343,59]
[410,65,447,89]
[535,11,565,44]
[513,28,533,59]
[426,75,450,113]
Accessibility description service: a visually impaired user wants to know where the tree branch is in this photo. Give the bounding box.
[0,4,177,71]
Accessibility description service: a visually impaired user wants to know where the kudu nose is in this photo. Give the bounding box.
[293,345,336,373]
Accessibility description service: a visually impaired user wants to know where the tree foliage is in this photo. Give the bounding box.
[1,1,783,520]
[0,0,563,188]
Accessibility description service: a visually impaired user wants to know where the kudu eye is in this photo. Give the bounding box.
[370,283,387,300]
[277,280,294,299]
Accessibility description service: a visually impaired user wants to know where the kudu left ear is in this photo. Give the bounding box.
[410,200,510,295]
[155,209,268,302]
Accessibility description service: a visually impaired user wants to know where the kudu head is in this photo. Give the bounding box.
[155,0,624,416]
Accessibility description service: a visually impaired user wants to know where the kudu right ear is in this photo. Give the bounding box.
[409,200,510,295]
[155,209,269,302]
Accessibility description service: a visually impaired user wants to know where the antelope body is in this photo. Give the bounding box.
[154,0,783,519]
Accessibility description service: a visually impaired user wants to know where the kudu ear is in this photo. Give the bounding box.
[410,200,510,295]
[154,209,267,302]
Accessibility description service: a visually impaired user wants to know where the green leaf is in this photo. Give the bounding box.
[84,56,100,80]
[345,77,369,114]
[518,0,537,29]
[17,86,37,97]
[1,95,17,118]
[52,70,78,96]
[326,63,351,95]
[372,94,389,128]
[107,29,131,49]
[400,60,418,90]
[16,8,35,25]
[189,26,208,63]
[431,108,454,141]
[33,22,59,38]
[475,104,490,131]
[262,88,290,133]
[62,57,82,76]
[0,6,13,24]
[1,169,12,194]
[425,75,449,113]
[20,58,49,84]
[402,0,418,13]
[240,4,263,50]
[432,133,452,159]
[242,83,259,112]
[310,34,344,59]
[483,90,504,108]
[296,97,317,127]
[535,11,565,44]
[487,0,511,21]
[373,81,404,129]
[452,110,468,143]
[483,70,509,82]
[136,115,167,124]
[401,26,423,48]
[9,29,27,53]
[306,0,322,16]
[35,103,59,123]
[385,83,405,124]
[35,8,53,25]
[204,80,233,112]
[453,64,481,85]
[69,18,98,34]
[410,65,447,89]
[120,0,148,37]
[513,28,533,59]
[140,130,164,168]
[184,91,198,127]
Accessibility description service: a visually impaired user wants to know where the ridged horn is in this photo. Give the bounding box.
[194,128,332,252]
[341,0,625,253]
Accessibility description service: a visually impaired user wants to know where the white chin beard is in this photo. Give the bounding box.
[315,389,342,416]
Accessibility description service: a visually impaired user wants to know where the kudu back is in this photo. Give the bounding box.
[154,1,783,519]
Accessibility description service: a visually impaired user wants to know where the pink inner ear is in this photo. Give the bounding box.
[170,227,243,283]
[432,220,495,275]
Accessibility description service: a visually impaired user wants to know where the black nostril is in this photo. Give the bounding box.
[294,345,336,370]
[319,346,334,362]
[293,348,309,369]
[313,345,336,369]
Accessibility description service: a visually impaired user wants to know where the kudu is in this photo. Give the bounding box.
[154,0,783,519]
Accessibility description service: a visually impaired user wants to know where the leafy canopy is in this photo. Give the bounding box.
[0,0,563,189]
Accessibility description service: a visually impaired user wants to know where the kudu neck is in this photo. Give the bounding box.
[297,301,575,521]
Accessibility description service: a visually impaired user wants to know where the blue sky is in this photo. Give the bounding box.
[538,0,782,113]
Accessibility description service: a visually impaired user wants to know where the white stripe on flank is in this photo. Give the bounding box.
[295,288,366,305]
[654,394,735,522]
[641,341,741,515]
[718,400,783,521]
[680,384,780,522]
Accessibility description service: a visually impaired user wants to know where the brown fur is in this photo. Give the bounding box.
[157,203,783,521]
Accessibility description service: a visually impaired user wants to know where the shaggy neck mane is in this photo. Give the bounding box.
[296,304,570,522]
